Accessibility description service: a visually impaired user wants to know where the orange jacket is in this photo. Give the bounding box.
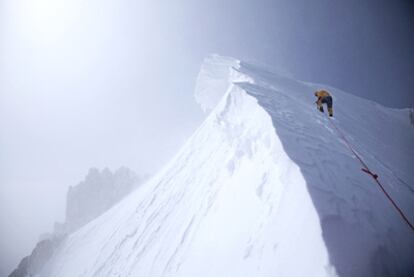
[314,90,331,98]
[315,90,331,106]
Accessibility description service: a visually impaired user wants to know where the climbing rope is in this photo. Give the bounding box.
[327,116,414,231]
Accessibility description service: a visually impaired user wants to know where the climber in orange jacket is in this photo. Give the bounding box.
[314,90,333,117]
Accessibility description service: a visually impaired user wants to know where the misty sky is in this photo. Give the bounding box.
[1,0,413,275]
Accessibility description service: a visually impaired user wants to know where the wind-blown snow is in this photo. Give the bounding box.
[39,55,414,277]
[194,54,253,112]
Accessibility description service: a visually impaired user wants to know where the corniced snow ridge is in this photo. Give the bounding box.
[38,55,414,277]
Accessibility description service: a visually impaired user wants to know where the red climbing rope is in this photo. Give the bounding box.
[327,116,414,231]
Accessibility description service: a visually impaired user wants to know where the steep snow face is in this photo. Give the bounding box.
[40,55,414,277]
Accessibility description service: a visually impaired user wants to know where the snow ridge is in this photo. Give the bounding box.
[39,55,414,277]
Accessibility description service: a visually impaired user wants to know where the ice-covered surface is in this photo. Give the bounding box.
[39,55,414,277]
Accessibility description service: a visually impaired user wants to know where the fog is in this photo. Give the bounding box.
[1,0,413,275]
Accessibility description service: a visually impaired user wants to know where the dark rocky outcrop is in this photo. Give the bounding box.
[9,236,63,277]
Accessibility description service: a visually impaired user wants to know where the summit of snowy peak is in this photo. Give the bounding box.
[194,54,254,112]
[37,55,414,277]
[197,55,414,276]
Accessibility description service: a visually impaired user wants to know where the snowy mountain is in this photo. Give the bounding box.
[9,167,143,277]
[38,55,414,277]
[57,167,142,235]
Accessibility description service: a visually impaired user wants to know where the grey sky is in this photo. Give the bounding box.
[1,0,413,275]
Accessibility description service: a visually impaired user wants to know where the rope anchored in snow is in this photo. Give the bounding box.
[327,116,414,231]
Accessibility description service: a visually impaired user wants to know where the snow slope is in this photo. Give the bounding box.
[39,55,414,277]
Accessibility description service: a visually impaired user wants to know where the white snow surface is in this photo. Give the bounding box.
[40,55,414,277]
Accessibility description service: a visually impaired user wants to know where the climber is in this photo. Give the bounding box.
[314,89,333,117]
